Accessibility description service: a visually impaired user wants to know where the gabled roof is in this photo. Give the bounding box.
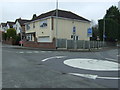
[1,23,6,27]
[31,9,90,22]
[7,21,15,28]
[15,18,30,26]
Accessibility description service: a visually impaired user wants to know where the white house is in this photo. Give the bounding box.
[24,9,91,48]
[0,23,7,32]
[14,18,30,35]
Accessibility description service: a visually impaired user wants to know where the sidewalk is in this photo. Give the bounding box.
[2,43,118,52]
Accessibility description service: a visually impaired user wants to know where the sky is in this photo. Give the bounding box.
[0,0,119,24]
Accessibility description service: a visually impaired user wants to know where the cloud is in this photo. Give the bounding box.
[1,1,118,24]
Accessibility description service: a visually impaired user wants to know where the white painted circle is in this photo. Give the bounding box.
[64,59,120,71]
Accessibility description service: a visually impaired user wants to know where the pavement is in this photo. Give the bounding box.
[1,43,119,52]
[1,43,120,88]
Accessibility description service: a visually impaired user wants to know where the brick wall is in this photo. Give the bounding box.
[23,39,56,49]
[3,38,15,45]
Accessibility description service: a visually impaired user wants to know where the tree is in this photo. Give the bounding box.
[2,32,7,41]
[98,6,120,41]
[91,24,99,40]
[6,28,17,40]
[105,6,120,24]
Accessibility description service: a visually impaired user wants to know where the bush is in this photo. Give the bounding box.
[6,28,17,40]
[2,32,7,41]
[15,35,21,45]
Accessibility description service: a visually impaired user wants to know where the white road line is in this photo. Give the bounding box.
[97,76,120,80]
[69,73,120,80]
[19,52,24,53]
[26,51,33,53]
[105,58,117,61]
[117,55,120,57]
[14,85,19,88]
[41,56,66,62]
[40,51,46,53]
[33,51,39,53]
[69,73,98,80]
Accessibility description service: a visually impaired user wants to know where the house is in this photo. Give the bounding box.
[24,9,91,48]
[0,21,15,32]
[14,18,30,38]
[14,18,30,34]
[6,21,15,30]
[0,23,7,32]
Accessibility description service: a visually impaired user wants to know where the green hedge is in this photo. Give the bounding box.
[98,19,120,41]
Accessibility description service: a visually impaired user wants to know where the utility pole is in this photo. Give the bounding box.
[20,28,23,47]
[103,18,105,47]
[55,0,58,49]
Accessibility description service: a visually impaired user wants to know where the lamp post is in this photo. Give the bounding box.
[103,18,105,47]
[55,0,58,49]
[20,27,22,47]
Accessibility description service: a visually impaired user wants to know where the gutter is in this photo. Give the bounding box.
[24,16,91,25]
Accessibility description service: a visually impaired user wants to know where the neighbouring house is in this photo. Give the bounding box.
[0,23,7,32]
[6,21,15,30]
[14,18,30,39]
[0,31,3,42]
[24,9,91,48]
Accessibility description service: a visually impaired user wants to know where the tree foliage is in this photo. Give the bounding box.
[2,32,7,40]
[105,6,120,24]
[98,6,120,41]
[91,25,99,40]
[6,28,17,40]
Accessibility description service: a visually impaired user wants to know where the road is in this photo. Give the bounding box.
[2,44,119,88]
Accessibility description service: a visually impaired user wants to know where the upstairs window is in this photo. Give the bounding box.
[26,24,30,30]
[33,22,35,28]
[40,20,47,28]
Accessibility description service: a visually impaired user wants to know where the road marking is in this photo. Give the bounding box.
[97,76,120,80]
[26,51,32,53]
[69,73,120,80]
[105,58,117,61]
[33,51,39,53]
[117,55,120,57]
[40,51,46,53]
[19,52,24,53]
[14,85,19,88]
[69,73,98,80]
[64,58,120,71]
[41,56,66,62]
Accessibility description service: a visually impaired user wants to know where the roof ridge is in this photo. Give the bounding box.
[31,9,90,22]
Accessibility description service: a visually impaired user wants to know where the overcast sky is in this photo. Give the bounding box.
[0,0,119,24]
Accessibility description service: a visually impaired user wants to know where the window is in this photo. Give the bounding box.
[40,20,47,27]
[33,22,35,28]
[27,34,32,41]
[26,24,30,30]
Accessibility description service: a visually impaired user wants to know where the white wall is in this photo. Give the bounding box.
[16,21,22,34]
[25,17,90,42]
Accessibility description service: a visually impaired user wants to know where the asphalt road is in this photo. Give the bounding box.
[2,45,119,88]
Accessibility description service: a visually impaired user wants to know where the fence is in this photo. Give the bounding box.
[57,39,108,49]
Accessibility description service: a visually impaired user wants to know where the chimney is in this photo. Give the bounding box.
[32,14,37,20]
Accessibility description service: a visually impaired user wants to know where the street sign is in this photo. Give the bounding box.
[87,28,92,37]
[103,34,106,38]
